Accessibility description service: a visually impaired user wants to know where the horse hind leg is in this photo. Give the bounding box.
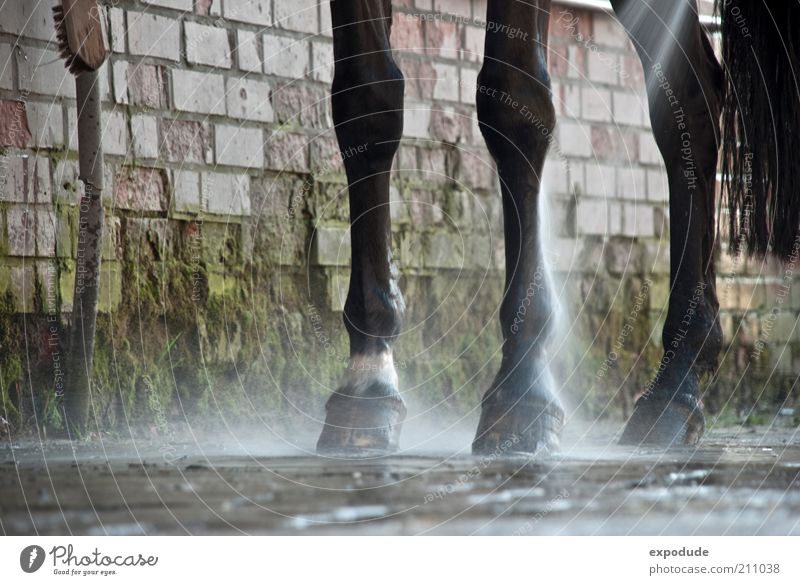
[471,0,565,455]
[316,0,406,455]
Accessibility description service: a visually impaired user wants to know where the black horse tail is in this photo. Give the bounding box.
[716,1,800,260]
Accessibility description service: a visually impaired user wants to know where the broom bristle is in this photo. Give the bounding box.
[52,0,107,75]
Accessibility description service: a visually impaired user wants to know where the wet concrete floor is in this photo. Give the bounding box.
[1,424,799,535]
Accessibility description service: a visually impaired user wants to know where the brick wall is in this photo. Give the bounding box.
[0,0,797,433]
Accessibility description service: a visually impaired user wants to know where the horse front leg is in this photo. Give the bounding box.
[471,0,565,455]
[612,0,723,445]
[316,0,406,455]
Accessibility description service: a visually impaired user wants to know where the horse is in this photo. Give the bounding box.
[315,0,800,456]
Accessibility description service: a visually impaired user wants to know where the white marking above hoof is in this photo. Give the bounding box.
[341,351,399,394]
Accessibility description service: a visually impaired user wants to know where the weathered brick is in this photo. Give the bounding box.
[403,102,432,139]
[10,265,35,311]
[0,0,54,40]
[576,198,608,236]
[275,0,319,34]
[226,78,274,122]
[639,131,662,165]
[126,63,168,109]
[195,0,221,16]
[114,167,167,211]
[215,124,264,169]
[0,100,32,148]
[263,35,309,78]
[425,19,460,58]
[35,208,57,257]
[392,13,426,55]
[314,226,351,266]
[131,114,160,159]
[25,102,64,148]
[0,155,50,203]
[459,67,478,105]
[172,170,201,213]
[172,69,226,115]
[425,232,465,269]
[128,12,181,61]
[265,131,310,173]
[67,108,126,156]
[53,159,83,205]
[6,206,35,256]
[185,21,231,68]
[160,119,212,163]
[17,46,75,98]
[0,44,13,89]
[236,30,262,72]
[201,172,251,216]
[224,0,271,27]
[108,7,126,53]
[274,82,331,127]
[592,13,628,48]
[430,106,469,144]
[143,0,193,10]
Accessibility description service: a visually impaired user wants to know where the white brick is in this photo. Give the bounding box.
[311,41,334,84]
[263,35,309,78]
[576,199,609,235]
[0,44,12,89]
[185,21,231,68]
[112,60,129,104]
[143,0,193,10]
[404,103,431,139]
[226,78,274,122]
[215,125,264,168]
[236,30,262,73]
[639,131,662,165]
[613,90,645,127]
[108,7,126,53]
[584,163,616,197]
[314,226,351,267]
[224,0,272,27]
[201,172,251,216]
[172,69,226,115]
[460,67,479,105]
[647,168,669,202]
[275,0,319,34]
[617,167,646,200]
[591,14,628,49]
[623,203,655,237]
[559,121,592,158]
[131,114,159,159]
[320,1,333,37]
[587,50,619,85]
[436,0,471,18]
[17,47,75,98]
[95,109,127,156]
[433,63,459,102]
[463,26,484,62]
[173,170,200,213]
[26,102,64,148]
[0,0,54,41]
[128,12,180,61]
[542,158,569,196]
[558,82,581,118]
[582,87,612,122]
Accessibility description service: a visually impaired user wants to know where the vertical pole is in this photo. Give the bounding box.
[63,69,104,435]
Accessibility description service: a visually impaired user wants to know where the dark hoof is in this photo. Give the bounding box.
[316,383,406,457]
[619,394,704,446]
[472,399,564,456]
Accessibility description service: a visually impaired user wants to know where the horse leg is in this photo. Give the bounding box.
[472,0,564,455]
[611,0,723,445]
[316,0,406,454]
